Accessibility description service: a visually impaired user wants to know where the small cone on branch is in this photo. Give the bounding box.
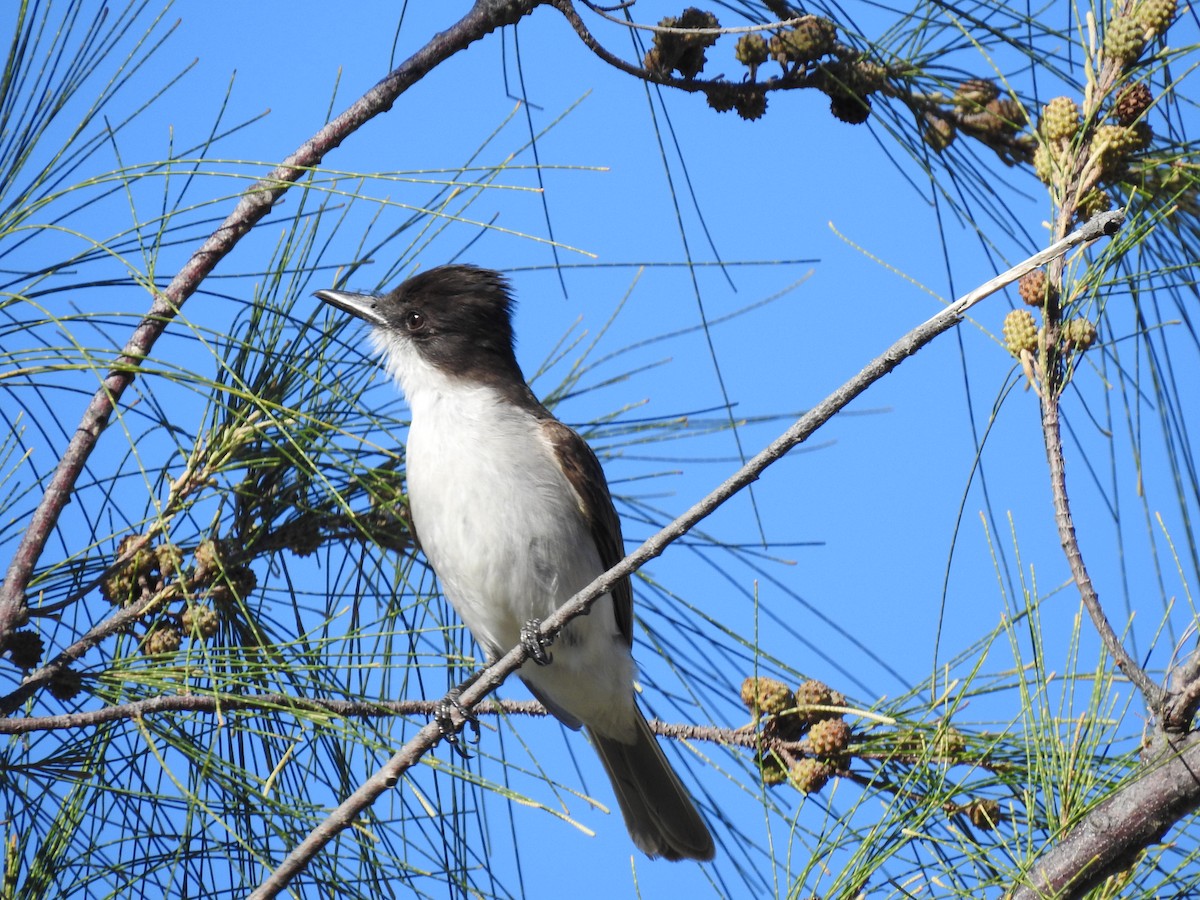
[1003,309,1038,357]
[1063,317,1098,351]
[788,757,831,794]
[1112,83,1153,125]
[1040,96,1081,142]
[955,78,999,107]
[1018,269,1058,307]
[808,717,852,759]
[1137,0,1177,37]
[6,630,43,670]
[796,678,844,723]
[741,676,795,717]
[1104,15,1146,65]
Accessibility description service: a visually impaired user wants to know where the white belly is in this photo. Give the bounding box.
[404,382,636,737]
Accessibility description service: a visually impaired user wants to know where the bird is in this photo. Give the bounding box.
[315,264,714,862]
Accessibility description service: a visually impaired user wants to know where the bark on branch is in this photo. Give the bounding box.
[1010,731,1200,899]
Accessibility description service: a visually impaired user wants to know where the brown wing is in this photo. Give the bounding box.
[540,418,633,646]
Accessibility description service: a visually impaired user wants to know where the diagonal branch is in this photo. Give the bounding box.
[1042,386,1165,712]
[249,210,1123,899]
[0,0,544,654]
[1010,731,1200,900]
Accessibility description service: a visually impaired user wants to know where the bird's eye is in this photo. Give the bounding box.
[404,310,426,332]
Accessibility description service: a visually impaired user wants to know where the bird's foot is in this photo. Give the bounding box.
[520,618,553,666]
[436,684,481,759]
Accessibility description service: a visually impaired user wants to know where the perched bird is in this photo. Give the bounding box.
[315,264,714,861]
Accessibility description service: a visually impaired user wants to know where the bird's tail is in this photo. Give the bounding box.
[588,711,715,861]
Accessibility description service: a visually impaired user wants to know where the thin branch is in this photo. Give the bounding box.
[552,0,818,95]
[578,1,806,36]
[1012,3,1192,891]
[1028,2,1164,712]
[0,693,758,750]
[3,692,1007,776]
[556,1,1035,165]
[1042,387,1165,711]
[249,210,1123,899]
[0,694,547,734]
[0,0,545,651]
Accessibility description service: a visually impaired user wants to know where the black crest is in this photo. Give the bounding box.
[380,264,525,384]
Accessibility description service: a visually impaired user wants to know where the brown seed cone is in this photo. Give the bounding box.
[808,716,852,758]
[757,749,789,786]
[923,113,956,152]
[6,630,43,670]
[181,604,221,640]
[955,78,999,106]
[967,798,1003,830]
[796,678,841,722]
[736,90,768,121]
[1018,269,1059,307]
[1112,82,1153,125]
[986,98,1027,133]
[829,92,870,124]
[143,625,182,656]
[47,668,83,702]
[788,757,832,794]
[741,676,796,717]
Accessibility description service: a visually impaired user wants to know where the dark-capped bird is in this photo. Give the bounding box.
[315,265,714,861]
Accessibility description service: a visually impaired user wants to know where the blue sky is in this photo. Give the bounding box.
[4,1,1199,897]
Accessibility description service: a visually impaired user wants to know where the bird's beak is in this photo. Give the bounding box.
[313,289,387,326]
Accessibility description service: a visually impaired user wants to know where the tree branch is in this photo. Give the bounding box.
[0,693,547,734]
[552,0,819,94]
[1010,731,1200,899]
[0,0,545,654]
[1041,387,1165,711]
[1026,0,1163,713]
[556,1,1035,163]
[249,210,1123,898]
[1166,650,1200,732]
[0,692,761,747]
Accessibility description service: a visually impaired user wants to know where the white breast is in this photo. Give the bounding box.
[378,335,637,737]
[406,381,597,653]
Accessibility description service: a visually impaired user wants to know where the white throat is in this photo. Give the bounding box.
[368,328,445,412]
